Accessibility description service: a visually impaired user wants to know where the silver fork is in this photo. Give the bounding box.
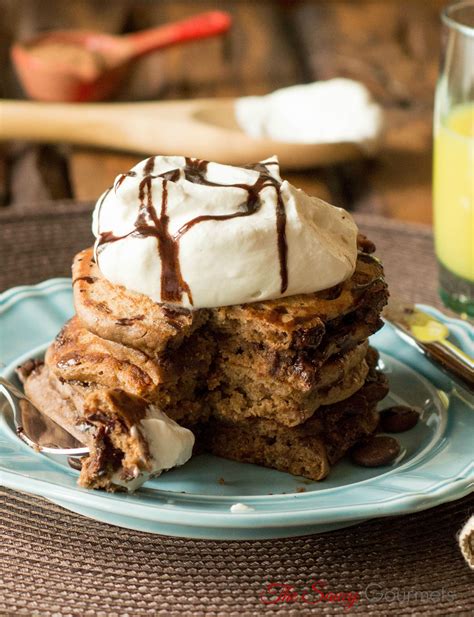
[0,376,89,457]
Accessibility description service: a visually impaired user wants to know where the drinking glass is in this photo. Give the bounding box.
[433,0,474,317]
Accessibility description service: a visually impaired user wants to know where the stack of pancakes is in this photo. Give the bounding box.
[21,235,389,490]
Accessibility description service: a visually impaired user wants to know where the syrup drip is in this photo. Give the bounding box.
[96,156,288,305]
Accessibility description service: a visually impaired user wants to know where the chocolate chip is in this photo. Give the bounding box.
[357,233,376,254]
[351,436,401,467]
[67,457,83,471]
[380,406,419,433]
[15,358,44,383]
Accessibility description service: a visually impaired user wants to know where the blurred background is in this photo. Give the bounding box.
[0,0,445,223]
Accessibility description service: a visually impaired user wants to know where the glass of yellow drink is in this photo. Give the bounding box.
[433,1,474,317]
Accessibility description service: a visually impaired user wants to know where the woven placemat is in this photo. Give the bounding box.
[0,488,472,616]
[0,203,472,616]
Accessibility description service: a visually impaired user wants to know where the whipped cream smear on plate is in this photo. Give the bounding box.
[93,155,358,309]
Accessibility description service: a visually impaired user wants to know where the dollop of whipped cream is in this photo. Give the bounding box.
[138,406,194,471]
[112,405,194,492]
[235,78,383,153]
[93,155,358,309]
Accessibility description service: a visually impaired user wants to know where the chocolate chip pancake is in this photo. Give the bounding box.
[20,348,388,488]
[65,240,387,430]
[46,315,214,418]
[20,362,195,492]
[19,152,391,490]
[77,389,155,491]
[73,246,386,359]
[209,342,370,427]
[48,312,372,427]
[205,349,389,480]
[211,252,386,353]
[73,248,208,356]
[205,386,382,481]
[19,360,95,447]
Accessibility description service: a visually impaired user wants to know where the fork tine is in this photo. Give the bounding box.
[0,377,90,456]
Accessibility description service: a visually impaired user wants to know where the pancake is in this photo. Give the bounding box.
[46,316,214,411]
[204,350,389,480]
[19,349,388,486]
[22,365,180,493]
[73,248,208,356]
[47,311,372,427]
[77,389,155,492]
[210,252,387,352]
[73,248,387,357]
[20,361,97,447]
[209,342,370,427]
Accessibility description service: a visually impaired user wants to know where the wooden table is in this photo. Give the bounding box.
[0,0,447,225]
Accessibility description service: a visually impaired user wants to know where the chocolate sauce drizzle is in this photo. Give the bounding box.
[96,156,288,305]
[115,170,137,193]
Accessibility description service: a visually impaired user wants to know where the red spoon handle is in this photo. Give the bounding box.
[126,11,232,58]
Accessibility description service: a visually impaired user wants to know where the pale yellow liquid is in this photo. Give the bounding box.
[433,103,474,282]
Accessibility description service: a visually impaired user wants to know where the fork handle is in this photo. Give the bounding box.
[420,340,474,392]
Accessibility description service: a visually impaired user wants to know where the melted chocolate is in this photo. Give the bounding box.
[357,233,376,254]
[96,156,289,305]
[115,315,145,326]
[143,156,155,175]
[73,276,97,285]
[162,305,191,318]
[115,170,137,192]
[134,158,192,304]
[68,457,83,471]
[357,252,380,266]
[15,359,44,383]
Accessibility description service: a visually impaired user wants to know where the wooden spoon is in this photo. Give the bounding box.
[11,11,232,102]
[0,98,363,169]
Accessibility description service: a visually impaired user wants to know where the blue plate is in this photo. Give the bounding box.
[0,279,473,539]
